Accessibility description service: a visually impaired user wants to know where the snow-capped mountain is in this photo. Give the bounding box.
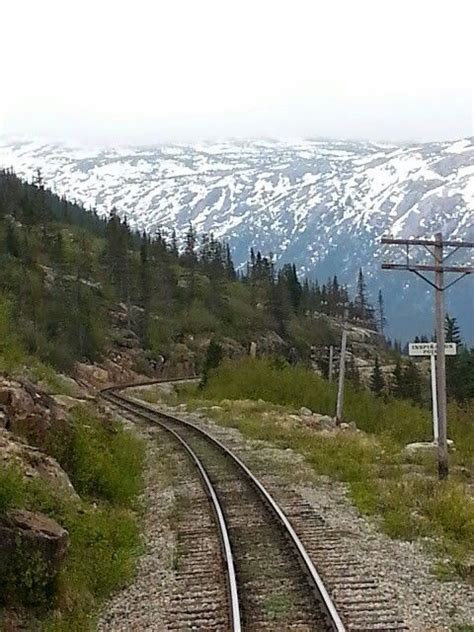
[1,136,473,340]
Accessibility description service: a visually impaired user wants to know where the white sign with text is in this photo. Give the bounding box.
[408,342,457,357]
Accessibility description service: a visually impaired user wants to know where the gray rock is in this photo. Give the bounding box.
[403,440,454,455]
[288,414,301,423]
[299,406,313,417]
[0,509,69,599]
[0,429,79,500]
[319,415,334,424]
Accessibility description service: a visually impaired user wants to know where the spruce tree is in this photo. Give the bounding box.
[355,268,368,320]
[370,356,385,395]
[200,338,223,389]
[401,361,423,405]
[445,314,461,344]
[378,289,387,334]
[392,358,403,397]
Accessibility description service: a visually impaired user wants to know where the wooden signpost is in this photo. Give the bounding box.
[408,342,457,443]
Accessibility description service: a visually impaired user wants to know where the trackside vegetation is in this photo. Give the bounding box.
[0,406,146,630]
[174,358,474,580]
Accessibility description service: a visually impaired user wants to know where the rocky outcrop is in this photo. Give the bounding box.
[0,509,69,604]
[0,377,72,449]
[0,429,78,500]
[74,362,111,389]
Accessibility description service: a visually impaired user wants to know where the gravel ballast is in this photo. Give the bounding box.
[99,395,474,631]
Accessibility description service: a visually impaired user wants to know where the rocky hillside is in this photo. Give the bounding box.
[1,136,473,340]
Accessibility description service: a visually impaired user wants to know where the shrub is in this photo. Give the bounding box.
[56,407,145,508]
[0,296,27,371]
[204,357,431,444]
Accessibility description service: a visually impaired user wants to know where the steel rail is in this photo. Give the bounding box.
[103,388,242,632]
[102,382,346,632]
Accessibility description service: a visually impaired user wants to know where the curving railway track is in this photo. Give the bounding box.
[102,382,345,632]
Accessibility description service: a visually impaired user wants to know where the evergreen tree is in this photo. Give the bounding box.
[401,361,423,405]
[377,289,387,334]
[199,338,224,389]
[370,356,385,395]
[445,314,461,344]
[5,222,20,257]
[183,223,197,264]
[170,229,179,257]
[392,360,424,404]
[355,268,367,320]
[225,243,236,280]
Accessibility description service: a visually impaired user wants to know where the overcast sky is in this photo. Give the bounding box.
[2,0,473,145]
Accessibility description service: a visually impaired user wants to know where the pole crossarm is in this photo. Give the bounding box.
[381,263,474,274]
[382,237,474,248]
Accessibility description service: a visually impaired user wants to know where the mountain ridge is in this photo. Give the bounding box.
[1,135,473,340]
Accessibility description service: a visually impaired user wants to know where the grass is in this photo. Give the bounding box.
[58,407,145,507]
[167,358,474,581]
[263,593,291,619]
[28,361,80,397]
[0,406,146,628]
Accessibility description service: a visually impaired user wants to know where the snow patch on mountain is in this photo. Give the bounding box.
[0,135,473,339]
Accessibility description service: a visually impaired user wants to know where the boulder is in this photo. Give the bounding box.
[0,509,68,566]
[0,378,71,447]
[256,330,288,355]
[8,409,52,446]
[402,440,454,456]
[0,429,78,500]
[4,387,35,415]
[299,406,313,417]
[319,414,334,424]
[319,415,337,430]
[0,509,69,603]
[74,362,110,389]
[301,415,319,428]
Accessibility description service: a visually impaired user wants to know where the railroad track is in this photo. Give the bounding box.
[102,382,345,632]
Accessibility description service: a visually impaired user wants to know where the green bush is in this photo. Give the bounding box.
[61,505,141,601]
[204,357,431,444]
[0,296,27,371]
[0,466,25,512]
[57,407,145,508]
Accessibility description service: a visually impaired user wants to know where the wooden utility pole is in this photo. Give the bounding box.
[382,233,474,479]
[328,345,334,382]
[336,307,349,423]
[434,234,448,478]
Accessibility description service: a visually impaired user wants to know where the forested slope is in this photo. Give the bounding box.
[0,168,380,376]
